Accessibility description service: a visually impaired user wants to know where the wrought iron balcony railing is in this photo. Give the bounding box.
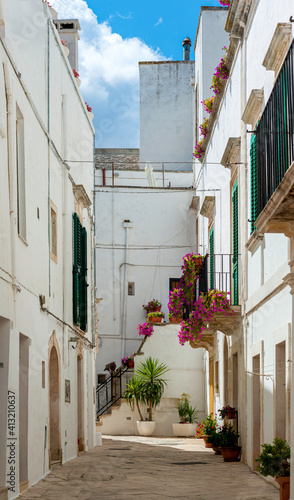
[255,39,294,219]
[196,254,240,306]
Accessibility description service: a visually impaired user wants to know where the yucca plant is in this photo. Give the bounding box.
[177,393,198,423]
[135,357,169,421]
[123,377,144,421]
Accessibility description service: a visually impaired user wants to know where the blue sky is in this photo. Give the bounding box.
[52,0,222,148]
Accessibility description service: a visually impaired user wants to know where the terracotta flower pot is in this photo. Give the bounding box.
[226,410,237,419]
[127,359,134,369]
[169,316,183,324]
[276,476,290,500]
[203,436,213,448]
[148,317,162,323]
[220,446,241,462]
[212,445,221,455]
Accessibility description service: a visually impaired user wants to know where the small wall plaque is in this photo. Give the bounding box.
[65,379,70,403]
[0,362,4,368]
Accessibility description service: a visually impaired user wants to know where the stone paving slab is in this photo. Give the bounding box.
[21,436,279,500]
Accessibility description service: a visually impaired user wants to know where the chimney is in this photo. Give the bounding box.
[54,19,81,71]
[182,37,191,61]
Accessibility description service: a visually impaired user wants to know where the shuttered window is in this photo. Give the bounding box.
[232,181,238,305]
[73,213,88,331]
[250,133,257,234]
[209,226,214,290]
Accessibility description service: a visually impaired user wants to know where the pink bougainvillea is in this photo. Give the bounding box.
[201,96,215,115]
[199,117,209,138]
[137,322,154,337]
[210,47,229,95]
[218,0,230,6]
[193,139,204,159]
[178,290,234,346]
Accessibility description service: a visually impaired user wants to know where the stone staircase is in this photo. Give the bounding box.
[96,399,122,427]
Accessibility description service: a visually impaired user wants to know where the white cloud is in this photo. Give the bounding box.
[116,12,133,20]
[51,0,166,147]
[155,17,163,27]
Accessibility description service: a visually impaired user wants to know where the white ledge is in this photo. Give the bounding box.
[221,137,241,168]
[73,185,92,208]
[242,89,264,127]
[200,196,215,219]
[262,23,292,75]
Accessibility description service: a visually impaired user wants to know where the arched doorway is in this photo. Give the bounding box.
[49,345,61,464]
[223,337,229,405]
[77,354,84,452]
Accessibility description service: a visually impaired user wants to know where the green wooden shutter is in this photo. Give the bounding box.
[80,227,88,332]
[73,213,81,326]
[209,226,214,290]
[250,133,257,234]
[232,181,238,306]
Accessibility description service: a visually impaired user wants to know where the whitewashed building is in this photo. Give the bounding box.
[192,0,294,495]
[0,1,96,498]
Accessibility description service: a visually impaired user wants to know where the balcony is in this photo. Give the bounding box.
[190,254,241,351]
[252,40,294,239]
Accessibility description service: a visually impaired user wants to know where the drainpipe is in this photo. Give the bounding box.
[121,220,133,358]
[47,19,51,297]
[62,94,68,364]
[4,62,17,307]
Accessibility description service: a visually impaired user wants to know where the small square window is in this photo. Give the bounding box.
[128,282,135,296]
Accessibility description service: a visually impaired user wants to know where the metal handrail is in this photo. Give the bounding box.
[96,366,132,418]
[197,254,241,306]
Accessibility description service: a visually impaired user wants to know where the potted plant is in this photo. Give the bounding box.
[121,355,134,369]
[218,405,237,419]
[219,423,241,461]
[73,68,81,87]
[167,287,184,323]
[206,431,222,455]
[124,376,144,421]
[142,299,162,315]
[104,361,116,373]
[147,311,165,323]
[202,413,218,448]
[60,39,69,56]
[256,438,290,500]
[135,357,169,436]
[172,393,198,437]
[195,420,205,439]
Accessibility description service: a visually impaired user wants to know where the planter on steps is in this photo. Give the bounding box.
[137,420,156,436]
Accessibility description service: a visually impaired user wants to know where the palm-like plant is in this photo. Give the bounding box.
[123,377,144,421]
[135,357,169,421]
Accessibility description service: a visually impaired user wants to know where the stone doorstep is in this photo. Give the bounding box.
[20,480,29,494]
[0,486,8,500]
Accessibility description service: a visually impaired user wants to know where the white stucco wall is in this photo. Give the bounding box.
[95,170,196,375]
[97,324,206,436]
[139,61,195,171]
[0,2,96,497]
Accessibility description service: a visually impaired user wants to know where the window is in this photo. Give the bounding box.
[16,105,26,240]
[128,282,135,296]
[73,213,88,331]
[250,132,257,234]
[169,278,180,292]
[209,226,214,290]
[232,181,238,305]
[50,201,57,262]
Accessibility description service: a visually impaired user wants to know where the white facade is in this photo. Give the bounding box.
[0,2,96,498]
[139,60,195,171]
[95,167,196,373]
[97,324,205,436]
[192,0,294,494]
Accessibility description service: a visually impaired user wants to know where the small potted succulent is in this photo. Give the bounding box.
[219,423,241,461]
[173,393,198,437]
[104,361,116,373]
[218,405,237,419]
[147,311,165,323]
[256,438,290,500]
[142,299,162,315]
[121,355,134,369]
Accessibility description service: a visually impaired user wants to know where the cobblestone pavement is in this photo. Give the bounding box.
[21,436,279,500]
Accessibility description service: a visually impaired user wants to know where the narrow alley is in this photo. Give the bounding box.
[21,437,278,500]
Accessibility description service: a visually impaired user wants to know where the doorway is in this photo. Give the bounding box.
[252,354,261,470]
[77,355,84,452]
[49,346,60,464]
[275,341,286,439]
[209,357,214,415]
[19,334,29,488]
